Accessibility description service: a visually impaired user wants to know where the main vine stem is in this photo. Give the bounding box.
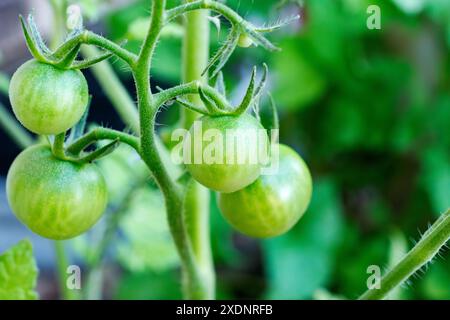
[131,0,212,299]
[181,0,215,299]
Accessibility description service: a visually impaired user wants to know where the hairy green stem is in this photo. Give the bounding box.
[79,33,179,298]
[82,31,137,66]
[166,0,244,27]
[52,132,66,159]
[154,81,231,111]
[66,127,139,155]
[359,209,450,300]
[181,0,215,299]
[133,0,206,299]
[166,0,278,51]
[51,30,138,66]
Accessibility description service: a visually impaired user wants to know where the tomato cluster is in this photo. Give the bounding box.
[218,144,312,238]
[7,60,107,240]
[186,115,313,238]
[6,58,312,240]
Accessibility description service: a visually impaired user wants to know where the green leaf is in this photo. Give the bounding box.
[0,240,39,300]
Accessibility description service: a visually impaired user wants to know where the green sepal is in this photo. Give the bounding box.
[77,139,120,163]
[69,51,114,70]
[176,98,210,115]
[198,86,224,114]
[19,15,47,62]
[52,32,84,61]
[253,63,269,100]
[54,43,81,69]
[27,14,52,55]
[267,92,280,131]
[234,66,257,115]
[202,27,239,78]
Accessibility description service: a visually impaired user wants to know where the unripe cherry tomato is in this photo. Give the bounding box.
[218,144,312,238]
[9,59,89,135]
[186,114,269,193]
[6,144,108,240]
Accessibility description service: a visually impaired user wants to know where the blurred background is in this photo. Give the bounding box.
[0,0,449,300]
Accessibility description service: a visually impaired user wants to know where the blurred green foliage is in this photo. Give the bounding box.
[0,240,38,300]
[84,0,450,299]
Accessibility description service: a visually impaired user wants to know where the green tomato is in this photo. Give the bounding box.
[6,144,108,240]
[185,114,269,193]
[218,144,312,238]
[9,59,89,135]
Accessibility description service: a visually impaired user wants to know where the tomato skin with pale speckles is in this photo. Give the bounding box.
[186,114,268,193]
[6,145,108,240]
[218,144,312,238]
[9,59,88,135]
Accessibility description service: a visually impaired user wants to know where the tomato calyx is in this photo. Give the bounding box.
[232,64,268,117]
[20,14,112,70]
[48,106,120,165]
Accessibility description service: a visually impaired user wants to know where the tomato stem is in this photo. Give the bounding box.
[66,127,139,155]
[54,241,79,300]
[359,209,450,300]
[166,0,279,51]
[52,132,67,159]
[180,0,215,299]
[153,81,232,112]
